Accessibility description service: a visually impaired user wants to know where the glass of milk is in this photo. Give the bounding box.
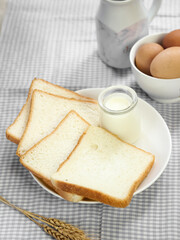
[98,85,141,144]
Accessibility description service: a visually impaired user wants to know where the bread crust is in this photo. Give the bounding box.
[33,89,98,105]
[53,127,155,208]
[43,178,83,202]
[6,78,96,144]
[6,78,38,144]
[16,91,36,156]
[6,103,27,144]
[6,130,20,144]
[33,78,96,102]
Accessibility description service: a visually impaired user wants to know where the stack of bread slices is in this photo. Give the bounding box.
[6,78,155,208]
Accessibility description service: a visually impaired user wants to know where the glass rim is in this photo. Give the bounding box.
[98,85,138,115]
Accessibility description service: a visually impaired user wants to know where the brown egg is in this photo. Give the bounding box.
[150,47,180,79]
[162,29,180,48]
[135,43,164,75]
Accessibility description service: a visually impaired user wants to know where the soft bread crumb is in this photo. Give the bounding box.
[52,126,155,208]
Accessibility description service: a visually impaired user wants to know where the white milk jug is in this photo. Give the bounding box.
[96,0,162,68]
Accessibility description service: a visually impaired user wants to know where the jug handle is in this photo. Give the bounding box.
[147,0,162,23]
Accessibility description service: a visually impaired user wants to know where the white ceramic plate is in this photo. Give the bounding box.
[31,88,172,203]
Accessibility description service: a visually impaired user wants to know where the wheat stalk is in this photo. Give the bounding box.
[0,195,92,240]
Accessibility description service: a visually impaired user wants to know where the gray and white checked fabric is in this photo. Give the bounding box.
[0,0,180,239]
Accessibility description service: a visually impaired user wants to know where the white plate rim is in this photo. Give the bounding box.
[31,88,172,204]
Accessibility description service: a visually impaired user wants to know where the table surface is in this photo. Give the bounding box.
[0,0,180,239]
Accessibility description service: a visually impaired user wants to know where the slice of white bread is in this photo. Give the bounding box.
[51,126,155,208]
[20,110,89,202]
[6,78,96,144]
[17,90,100,156]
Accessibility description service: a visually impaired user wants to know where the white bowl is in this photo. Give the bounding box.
[129,33,180,103]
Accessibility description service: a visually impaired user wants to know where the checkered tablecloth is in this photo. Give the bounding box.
[0,0,180,239]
